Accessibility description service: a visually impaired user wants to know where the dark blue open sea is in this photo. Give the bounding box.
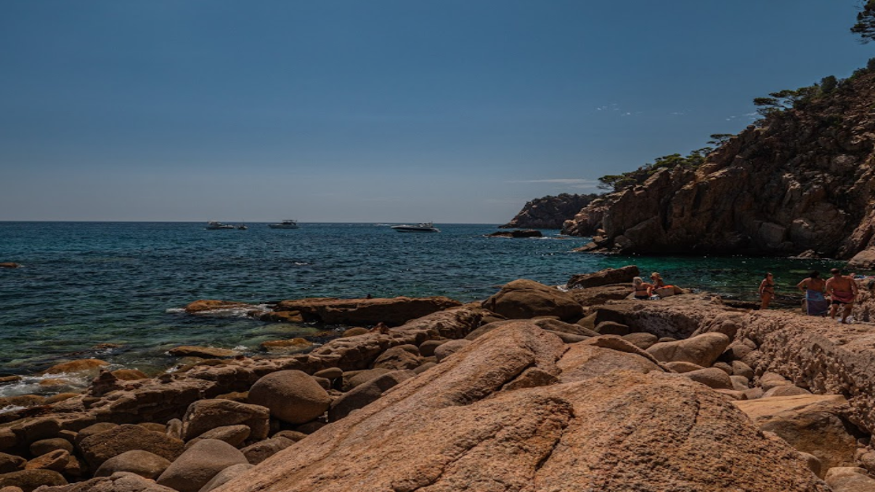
[0,222,844,384]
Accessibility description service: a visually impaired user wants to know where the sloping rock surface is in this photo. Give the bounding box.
[216,323,825,492]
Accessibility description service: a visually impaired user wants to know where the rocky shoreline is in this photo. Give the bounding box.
[0,267,874,490]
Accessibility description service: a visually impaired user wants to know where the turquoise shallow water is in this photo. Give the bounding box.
[0,222,845,378]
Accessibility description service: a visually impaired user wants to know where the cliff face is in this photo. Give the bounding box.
[501,193,597,229]
[564,72,875,259]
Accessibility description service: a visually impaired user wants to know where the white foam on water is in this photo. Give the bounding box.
[232,345,247,351]
[165,308,185,314]
[0,372,91,398]
[0,405,26,415]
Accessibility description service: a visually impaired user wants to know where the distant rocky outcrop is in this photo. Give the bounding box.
[564,71,875,259]
[501,193,598,229]
[486,229,542,238]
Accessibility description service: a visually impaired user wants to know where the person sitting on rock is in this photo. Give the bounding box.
[759,272,775,310]
[797,271,827,316]
[650,272,683,297]
[826,268,858,323]
[632,277,653,300]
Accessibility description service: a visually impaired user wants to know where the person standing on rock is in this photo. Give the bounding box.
[758,273,775,310]
[826,268,858,323]
[797,271,828,316]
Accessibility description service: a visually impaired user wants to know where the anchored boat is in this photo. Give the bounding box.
[391,222,440,233]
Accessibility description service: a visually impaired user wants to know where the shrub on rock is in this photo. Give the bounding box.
[247,370,331,425]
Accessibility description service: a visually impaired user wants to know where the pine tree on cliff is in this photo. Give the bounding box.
[852,0,875,42]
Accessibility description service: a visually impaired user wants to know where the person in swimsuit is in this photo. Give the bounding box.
[759,272,775,310]
[649,272,683,296]
[632,277,652,299]
[826,267,858,323]
[797,271,827,316]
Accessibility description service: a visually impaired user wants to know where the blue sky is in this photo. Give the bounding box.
[0,0,871,222]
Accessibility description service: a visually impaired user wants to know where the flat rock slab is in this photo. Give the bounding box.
[275,296,461,326]
[218,323,825,492]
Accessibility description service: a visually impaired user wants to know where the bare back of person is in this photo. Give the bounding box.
[826,272,858,323]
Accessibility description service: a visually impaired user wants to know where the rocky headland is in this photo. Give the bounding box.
[560,71,875,263]
[3,267,875,490]
[500,193,597,229]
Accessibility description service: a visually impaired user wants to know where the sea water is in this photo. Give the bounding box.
[0,222,845,378]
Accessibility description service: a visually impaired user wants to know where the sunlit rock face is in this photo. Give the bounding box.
[564,72,875,259]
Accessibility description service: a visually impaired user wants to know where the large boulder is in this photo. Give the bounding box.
[683,367,734,390]
[848,249,875,269]
[34,472,176,491]
[218,323,824,492]
[481,279,582,321]
[0,453,25,474]
[372,346,421,371]
[329,371,415,422]
[567,284,634,306]
[247,370,331,425]
[78,424,185,470]
[93,450,171,479]
[198,463,253,492]
[733,394,858,476]
[274,296,461,326]
[646,332,731,367]
[181,399,270,441]
[558,343,662,383]
[566,265,640,289]
[240,437,296,465]
[156,439,247,492]
[825,467,875,491]
[0,470,66,492]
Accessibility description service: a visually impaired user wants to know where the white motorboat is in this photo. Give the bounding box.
[391,222,440,233]
[268,219,299,229]
[205,221,235,230]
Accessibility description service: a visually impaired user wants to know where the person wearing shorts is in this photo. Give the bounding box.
[826,268,858,323]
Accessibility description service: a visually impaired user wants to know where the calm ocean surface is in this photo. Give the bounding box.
[0,222,844,379]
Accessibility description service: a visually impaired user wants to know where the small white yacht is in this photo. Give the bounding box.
[205,221,235,230]
[391,222,440,233]
[268,219,299,229]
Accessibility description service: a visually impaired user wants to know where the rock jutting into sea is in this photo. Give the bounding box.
[501,193,598,229]
[561,71,875,261]
[7,266,875,490]
[486,229,543,238]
